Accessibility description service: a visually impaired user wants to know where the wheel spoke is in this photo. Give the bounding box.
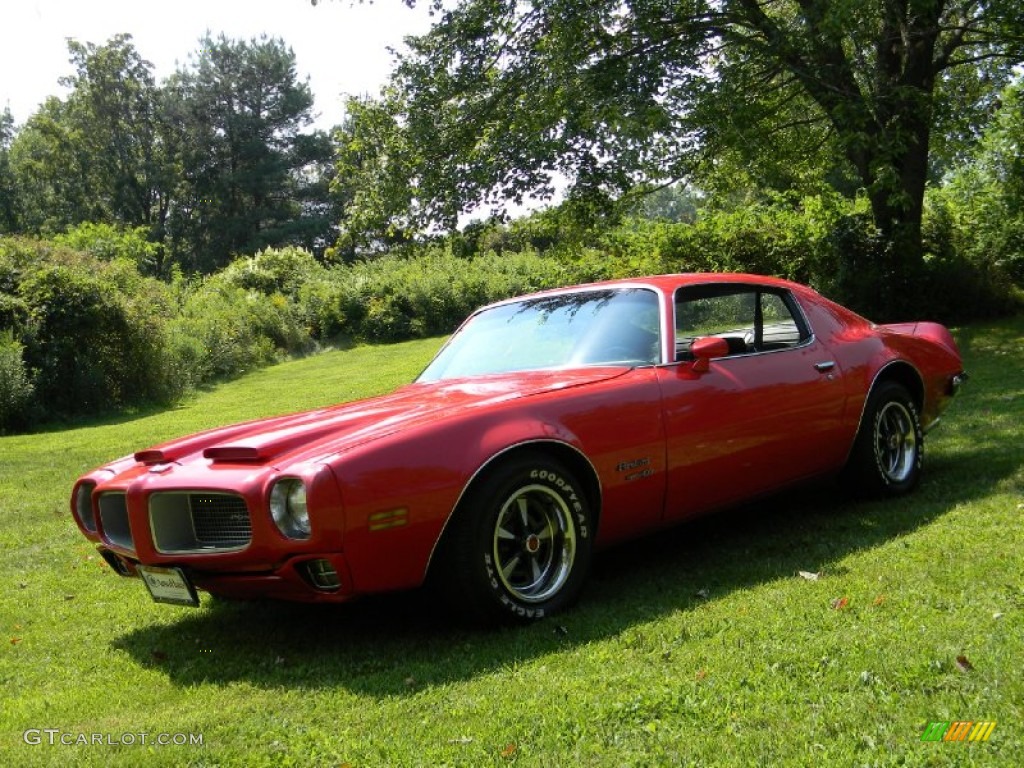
[496,525,516,540]
[501,554,521,580]
[517,496,530,528]
[530,558,542,583]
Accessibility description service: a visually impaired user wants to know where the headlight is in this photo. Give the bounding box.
[75,482,97,531]
[269,479,311,539]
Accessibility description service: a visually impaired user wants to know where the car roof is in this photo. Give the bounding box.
[487,273,806,307]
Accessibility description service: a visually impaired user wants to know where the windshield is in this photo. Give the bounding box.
[417,288,661,383]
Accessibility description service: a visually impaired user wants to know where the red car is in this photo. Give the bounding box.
[71,274,966,622]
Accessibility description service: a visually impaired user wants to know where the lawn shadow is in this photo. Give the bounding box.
[110,427,1012,699]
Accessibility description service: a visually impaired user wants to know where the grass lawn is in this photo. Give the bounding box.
[1,320,1021,767]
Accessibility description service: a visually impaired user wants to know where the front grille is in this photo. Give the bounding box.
[150,492,252,553]
[190,494,251,547]
[98,492,133,550]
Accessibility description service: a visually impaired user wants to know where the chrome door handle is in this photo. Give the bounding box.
[814,361,836,372]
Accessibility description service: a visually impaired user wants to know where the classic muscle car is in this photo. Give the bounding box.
[71,274,966,622]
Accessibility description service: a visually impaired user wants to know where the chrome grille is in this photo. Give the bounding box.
[150,492,252,553]
[98,492,133,550]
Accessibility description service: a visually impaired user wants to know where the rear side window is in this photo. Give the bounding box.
[675,285,810,360]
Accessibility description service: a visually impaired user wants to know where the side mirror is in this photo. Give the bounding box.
[689,337,729,373]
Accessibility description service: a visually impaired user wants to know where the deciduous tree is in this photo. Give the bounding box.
[359,0,1024,317]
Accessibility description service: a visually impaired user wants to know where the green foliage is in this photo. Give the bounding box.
[8,35,166,234]
[345,0,1024,319]
[218,246,323,298]
[0,330,33,431]
[303,248,574,342]
[163,34,331,273]
[52,221,161,274]
[15,255,172,417]
[4,33,336,275]
[939,80,1024,284]
[0,106,17,233]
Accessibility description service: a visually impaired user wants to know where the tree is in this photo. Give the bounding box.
[164,34,327,272]
[8,35,167,234]
[61,34,164,227]
[7,96,96,232]
[0,107,18,232]
[363,0,1024,318]
[941,78,1024,282]
[329,94,420,259]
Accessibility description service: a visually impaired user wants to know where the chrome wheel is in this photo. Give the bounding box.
[492,484,576,603]
[437,453,592,624]
[874,401,918,483]
[845,381,923,497]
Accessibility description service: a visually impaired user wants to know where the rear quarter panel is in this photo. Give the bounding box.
[795,287,963,435]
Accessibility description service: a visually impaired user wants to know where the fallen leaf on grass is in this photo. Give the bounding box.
[11,637,22,645]
[449,736,474,745]
[798,571,821,581]
[695,588,710,600]
[501,742,518,758]
[695,668,708,680]
[955,655,974,672]
[831,596,849,610]
[872,595,886,606]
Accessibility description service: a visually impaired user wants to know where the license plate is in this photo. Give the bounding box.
[138,566,199,607]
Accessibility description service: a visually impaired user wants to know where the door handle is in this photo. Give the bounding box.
[814,361,836,372]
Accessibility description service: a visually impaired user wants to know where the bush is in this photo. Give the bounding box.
[218,246,324,298]
[0,330,33,431]
[166,281,312,381]
[0,237,179,424]
[52,222,162,275]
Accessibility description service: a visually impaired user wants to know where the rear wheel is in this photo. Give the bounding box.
[437,454,593,624]
[845,381,923,496]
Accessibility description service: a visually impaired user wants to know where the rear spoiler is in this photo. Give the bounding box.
[877,321,960,356]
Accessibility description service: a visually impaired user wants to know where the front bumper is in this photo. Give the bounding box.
[98,547,355,603]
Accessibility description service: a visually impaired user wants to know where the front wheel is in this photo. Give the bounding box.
[437,454,593,624]
[845,381,923,497]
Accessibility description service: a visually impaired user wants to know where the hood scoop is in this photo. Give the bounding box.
[203,446,262,462]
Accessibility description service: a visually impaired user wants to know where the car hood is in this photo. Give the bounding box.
[131,367,629,470]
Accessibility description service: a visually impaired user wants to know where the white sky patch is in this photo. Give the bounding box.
[0,0,435,129]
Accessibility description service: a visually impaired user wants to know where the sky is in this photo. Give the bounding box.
[0,0,436,129]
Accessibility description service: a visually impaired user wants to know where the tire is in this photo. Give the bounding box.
[437,453,593,624]
[845,381,923,497]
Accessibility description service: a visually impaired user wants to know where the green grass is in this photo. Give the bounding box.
[1,321,1022,767]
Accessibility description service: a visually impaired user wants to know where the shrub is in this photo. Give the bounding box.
[0,330,33,431]
[166,282,312,381]
[52,222,162,275]
[218,246,324,298]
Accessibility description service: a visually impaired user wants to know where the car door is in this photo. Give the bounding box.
[656,283,849,521]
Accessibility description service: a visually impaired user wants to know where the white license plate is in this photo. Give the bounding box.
[138,566,199,607]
